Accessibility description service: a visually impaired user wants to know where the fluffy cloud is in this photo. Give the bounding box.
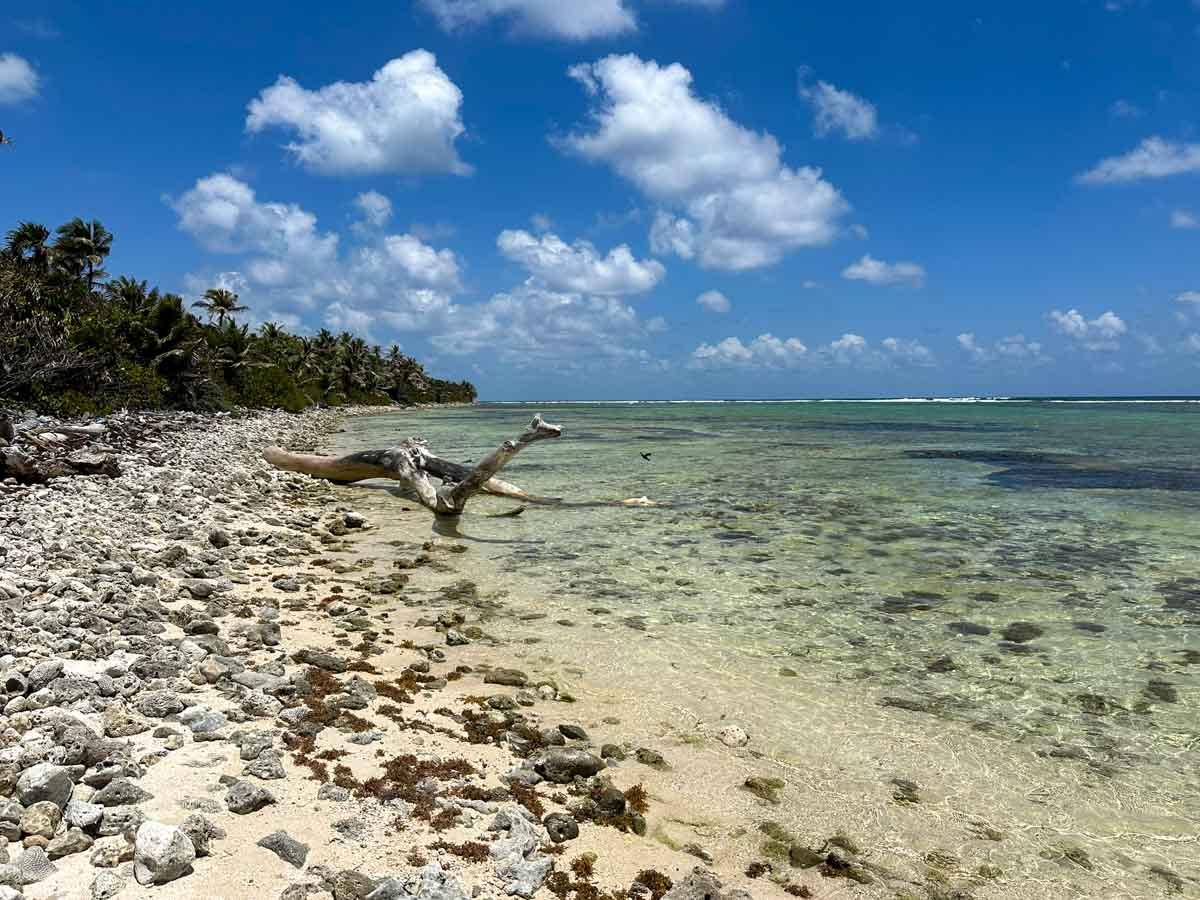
[432,285,663,367]
[1076,137,1200,184]
[1188,334,1200,354]
[1172,210,1198,229]
[841,254,926,287]
[169,173,339,267]
[419,0,636,39]
[564,54,848,270]
[958,332,1046,363]
[691,334,808,368]
[419,0,723,39]
[693,332,933,369]
[497,229,664,295]
[826,332,867,362]
[353,191,393,229]
[0,53,39,105]
[426,225,669,367]
[245,51,470,176]
[799,78,879,140]
[1048,308,1127,351]
[695,290,730,313]
[648,212,696,259]
[169,173,462,331]
[352,234,461,293]
[881,336,935,365]
[1176,291,1200,305]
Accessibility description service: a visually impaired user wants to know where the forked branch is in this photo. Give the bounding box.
[263,414,563,517]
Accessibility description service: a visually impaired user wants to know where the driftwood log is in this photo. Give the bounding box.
[0,415,122,484]
[264,414,564,517]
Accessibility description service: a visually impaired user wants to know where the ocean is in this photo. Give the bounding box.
[335,399,1200,897]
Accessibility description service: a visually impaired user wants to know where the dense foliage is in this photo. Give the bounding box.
[0,218,476,415]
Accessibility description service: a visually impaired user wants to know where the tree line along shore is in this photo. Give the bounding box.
[0,217,476,417]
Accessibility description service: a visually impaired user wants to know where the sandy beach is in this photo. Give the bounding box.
[2,404,1194,900]
[0,406,799,900]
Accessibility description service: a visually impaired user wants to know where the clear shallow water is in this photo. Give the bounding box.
[339,401,1200,895]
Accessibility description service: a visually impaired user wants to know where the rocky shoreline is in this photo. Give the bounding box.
[0,407,797,900]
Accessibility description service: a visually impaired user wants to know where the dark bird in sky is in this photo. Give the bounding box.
[640,451,652,461]
[0,131,12,146]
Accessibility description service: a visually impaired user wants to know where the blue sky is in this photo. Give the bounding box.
[2,0,1199,399]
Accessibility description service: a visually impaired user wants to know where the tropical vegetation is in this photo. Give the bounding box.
[0,217,476,416]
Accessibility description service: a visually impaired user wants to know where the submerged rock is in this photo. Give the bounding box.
[1001,621,1044,643]
[717,724,749,747]
[743,776,785,804]
[662,866,753,900]
[484,668,528,687]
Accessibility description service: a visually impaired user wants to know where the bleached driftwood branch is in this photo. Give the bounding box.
[264,414,564,517]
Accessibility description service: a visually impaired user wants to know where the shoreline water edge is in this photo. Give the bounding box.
[0,405,1190,899]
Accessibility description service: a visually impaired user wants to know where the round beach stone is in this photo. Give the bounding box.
[92,778,153,806]
[15,763,73,809]
[133,821,195,885]
[543,813,579,843]
[91,871,126,900]
[717,724,749,747]
[534,749,605,784]
[19,801,61,839]
[256,830,308,868]
[225,779,275,814]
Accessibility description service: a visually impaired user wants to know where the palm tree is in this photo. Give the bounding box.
[192,288,247,326]
[289,336,318,376]
[258,322,284,343]
[104,276,152,312]
[5,222,52,272]
[54,218,113,288]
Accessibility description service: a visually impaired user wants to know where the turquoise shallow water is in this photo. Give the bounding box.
[339,400,1200,894]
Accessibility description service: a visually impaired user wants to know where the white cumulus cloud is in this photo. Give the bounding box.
[958,332,1047,363]
[353,191,393,229]
[169,173,463,333]
[841,254,926,287]
[245,51,470,176]
[419,0,637,39]
[432,285,663,367]
[564,54,849,271]
[695,290,730,313]
[826,332,868,362]
[353,234,462,293]
[799,77,879,141]
[419,0,723,39]
[691,334,808,368]
[1076,137,1200,184]
[881,336,935,365]
[169,173,339,266]
[1171,210,1198,229]
[1048,308,1127,351]
[497,229,664,295]
[0,53,38,105]
[1176,291,1200,305]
